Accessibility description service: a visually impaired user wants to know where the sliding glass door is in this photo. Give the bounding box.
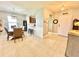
[7,16,17,31]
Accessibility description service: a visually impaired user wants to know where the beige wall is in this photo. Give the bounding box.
[43,7,79,36]
[53,9,79,36]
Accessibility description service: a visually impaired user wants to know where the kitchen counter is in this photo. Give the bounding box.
[68,30,79,36]
[66,30,79,57]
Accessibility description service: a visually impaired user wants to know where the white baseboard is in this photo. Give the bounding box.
[48,32,68,37]
[57,33,68,37]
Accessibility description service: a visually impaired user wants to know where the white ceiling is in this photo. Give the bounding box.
[0,1,79,14]
[0,1,27,15]
[11,1,79,12]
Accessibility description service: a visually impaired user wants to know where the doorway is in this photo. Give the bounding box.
[48,17,58,34]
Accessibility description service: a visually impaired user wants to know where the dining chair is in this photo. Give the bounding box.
[4,27,13,40]
[13,28,23,43]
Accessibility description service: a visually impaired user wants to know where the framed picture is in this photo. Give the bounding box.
[29,16,36,23]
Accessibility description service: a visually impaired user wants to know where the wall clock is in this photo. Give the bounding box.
[53,19,58,24]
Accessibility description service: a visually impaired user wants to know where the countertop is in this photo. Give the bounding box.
[68,30,79,36]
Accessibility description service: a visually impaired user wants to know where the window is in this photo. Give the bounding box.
[7,16,17,31]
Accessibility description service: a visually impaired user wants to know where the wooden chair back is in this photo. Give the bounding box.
[13,28,23,38]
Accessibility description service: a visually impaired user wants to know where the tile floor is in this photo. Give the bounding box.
[0,32,67,57]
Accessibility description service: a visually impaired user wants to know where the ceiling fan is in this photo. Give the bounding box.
[60,4,68,15]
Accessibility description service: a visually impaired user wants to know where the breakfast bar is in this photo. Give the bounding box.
[66,30,79,57]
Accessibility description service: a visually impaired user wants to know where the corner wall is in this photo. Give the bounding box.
[26,8,43,38]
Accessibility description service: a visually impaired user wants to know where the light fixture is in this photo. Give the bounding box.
[61,4,65,11]
[61,4,68,15]
[61,7,65,11]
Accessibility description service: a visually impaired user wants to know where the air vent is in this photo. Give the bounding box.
[62,12,68,15]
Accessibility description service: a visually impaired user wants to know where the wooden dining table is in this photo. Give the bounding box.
[8,27,24,33]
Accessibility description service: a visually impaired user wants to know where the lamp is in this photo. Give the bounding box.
[74,22,79,30]
[74,22,79,26]
[60,4,65,11]
[61,5,65,11]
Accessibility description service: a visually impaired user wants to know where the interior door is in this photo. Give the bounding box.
[58,14,72,36]
[48,19,53,32]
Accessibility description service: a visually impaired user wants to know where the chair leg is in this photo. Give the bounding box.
[7,35,9,41]
[14,38,16,43]
[23,34,25,37]
[22,33,25,37]
[21,37,23,41]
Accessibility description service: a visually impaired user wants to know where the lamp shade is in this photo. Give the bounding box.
[74,22,79,26]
